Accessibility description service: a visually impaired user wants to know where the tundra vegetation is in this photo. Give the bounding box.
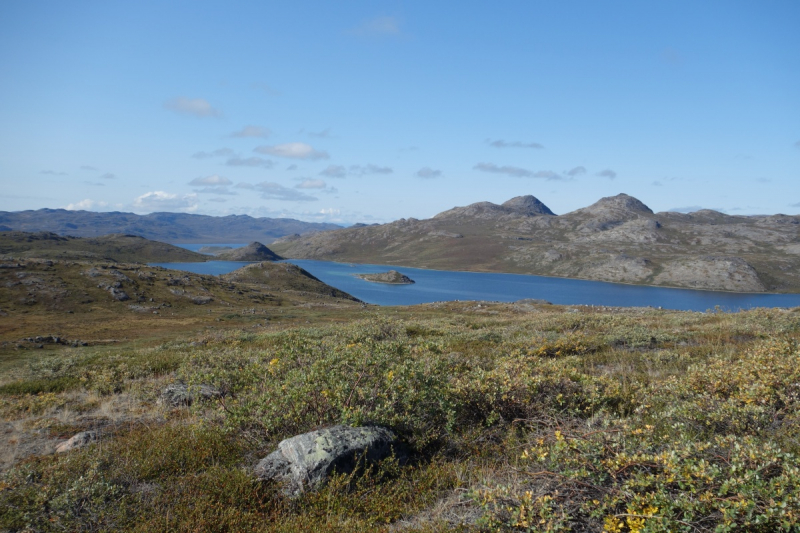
[1,246,800,531]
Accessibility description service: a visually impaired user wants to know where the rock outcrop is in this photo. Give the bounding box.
[254,425,406,495]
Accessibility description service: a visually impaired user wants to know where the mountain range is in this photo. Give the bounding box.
[0,209,340,243]
[270,194,800,293]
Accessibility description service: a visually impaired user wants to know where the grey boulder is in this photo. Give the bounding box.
[254,425,405,495]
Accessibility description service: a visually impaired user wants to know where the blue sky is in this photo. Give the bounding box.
[1,1,798,224]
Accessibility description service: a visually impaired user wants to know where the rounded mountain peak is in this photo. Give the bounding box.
[501,195,555,216]
[585,193,653,214]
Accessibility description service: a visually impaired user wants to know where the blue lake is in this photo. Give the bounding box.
[149,258,800,312]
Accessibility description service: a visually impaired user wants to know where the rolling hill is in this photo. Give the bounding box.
[270,194,800,293]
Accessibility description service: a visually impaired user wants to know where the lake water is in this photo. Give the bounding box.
[149,258,800,311]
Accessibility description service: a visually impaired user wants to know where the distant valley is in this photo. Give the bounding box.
[271,194,800,293]
[0,209,340,243]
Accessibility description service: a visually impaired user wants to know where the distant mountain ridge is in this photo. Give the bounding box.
[271,193,800,293]
[0,209,341,243]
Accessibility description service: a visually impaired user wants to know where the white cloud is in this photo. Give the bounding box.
[596,169,617,179]
[489,139,544,149]
[230,125,270,138]
[255,142,329,160]
[100,172,116,180]
[234,182,255,190]
[208,198,228,203]
[225,156,273,168]
[189,175,232,186]
[80,165,97,171]
[65,199,108,211]
[133,191,198,212]
[41,170,67,176]
[254,182,317,202]
[350,16,402,36]
[192,148,234,159]
[416,167,442,179]
[164,97,221,117]
[295,178,327,189]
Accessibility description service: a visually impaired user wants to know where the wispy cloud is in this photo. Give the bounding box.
[566,166,586,177]
[252,82,281,96]
[652,181,663,187]
[306,128,333,138]
[164,97,221,118]
[229,125,270,138]
[790,201,800,208]
[189,175,232,186]
[474,163,563,180]
[84,181,105,187]
[349,16,402,36]
[41,170,67,176]
[99,173,116,180]
[319,164,392,178]
[234,182,255,190]
[225,156,273,168]
[416,167,442,179]
[193,187,237,195]
[80,165,98,171]
[208,198,228,203]
[320,165,347,178]
[255,142,329,160]
[65,199,108,211]
[192,148,235,159]
[295,178,327,189]
[756,177,771,183]
[793,140,800,150]
[253,182,317,202]
[596,169,617,179]
[488,139,544,149]
[133,191,198,212]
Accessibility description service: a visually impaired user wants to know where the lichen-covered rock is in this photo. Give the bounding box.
[55,431,97,453]
[254,425,406,495]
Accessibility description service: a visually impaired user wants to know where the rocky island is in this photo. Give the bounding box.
[356,270,415,284]
[213,242,283,262]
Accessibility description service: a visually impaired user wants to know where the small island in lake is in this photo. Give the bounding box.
[356,270,415,284]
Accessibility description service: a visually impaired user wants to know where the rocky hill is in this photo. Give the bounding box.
[0,209,340,243]
[271,194,800,293]
[0,232,208,263]
[214,242,283,262]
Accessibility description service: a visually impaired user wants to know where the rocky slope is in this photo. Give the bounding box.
[271,194,800,293]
